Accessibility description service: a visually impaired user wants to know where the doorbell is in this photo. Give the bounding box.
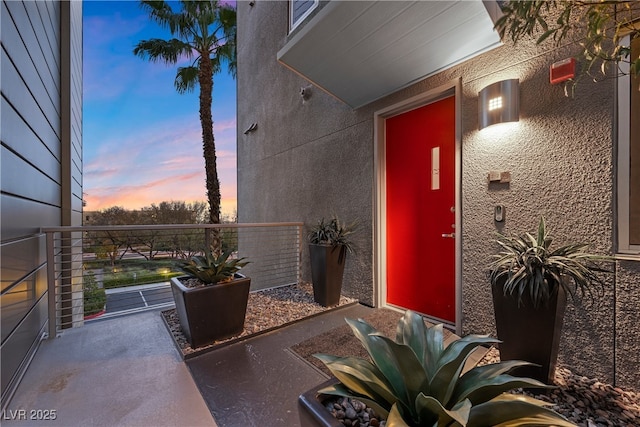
[494,205,505,222]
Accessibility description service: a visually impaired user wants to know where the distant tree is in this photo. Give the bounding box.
[133,1,236,243]
[87,207,134,265]
[137,200,209,259]
[496,0,640,90]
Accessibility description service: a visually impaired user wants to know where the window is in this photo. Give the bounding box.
[289,0,318,33]
[618,35,640,253]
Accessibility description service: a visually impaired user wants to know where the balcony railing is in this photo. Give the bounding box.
[42,222,304,338]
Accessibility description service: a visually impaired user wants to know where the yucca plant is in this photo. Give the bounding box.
[489,217,610,308]
[314,310,575,427]
[307,215,358,306]
[176,248,248,285]
[308,216,358,254]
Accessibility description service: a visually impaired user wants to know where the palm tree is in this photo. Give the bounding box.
[133,0,236,229]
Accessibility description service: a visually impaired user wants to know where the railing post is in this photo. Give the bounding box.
[46,231,57,339]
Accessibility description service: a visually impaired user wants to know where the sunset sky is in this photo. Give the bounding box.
[83,0,237,217]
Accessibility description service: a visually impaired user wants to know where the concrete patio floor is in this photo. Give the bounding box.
[2,303,378,426]
[3,303,474,426]
[3,309,216,427]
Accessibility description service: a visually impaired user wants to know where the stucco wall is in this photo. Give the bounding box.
[237,1,639,388]
[237,1,375,304]
[615,260,640,388]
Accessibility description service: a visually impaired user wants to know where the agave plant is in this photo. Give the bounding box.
[308,215,358,254]
[314,310,575,427]
[489,217,610,308]
[176,248,248,285]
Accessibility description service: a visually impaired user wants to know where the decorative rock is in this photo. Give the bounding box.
[345,407,357,419]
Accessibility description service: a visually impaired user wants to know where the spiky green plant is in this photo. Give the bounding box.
[314,310,575,427]
[308,215,359,257]
[489,217,610,308]
[176,248,248,285]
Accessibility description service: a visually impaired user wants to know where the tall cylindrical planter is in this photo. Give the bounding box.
[309,244,346,307]
[491,279,567,384]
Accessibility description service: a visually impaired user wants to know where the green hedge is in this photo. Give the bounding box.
[83,273,106,316]
[103,271,182,289]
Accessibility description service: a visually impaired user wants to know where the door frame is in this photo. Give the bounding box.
[373,78,462,334]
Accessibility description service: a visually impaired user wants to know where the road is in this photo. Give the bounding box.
[100,283,174,318]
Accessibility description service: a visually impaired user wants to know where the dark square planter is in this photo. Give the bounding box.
[491,279,567,384]
[298,379,343,427]
[309,244,346,307]
[170,275,251,348]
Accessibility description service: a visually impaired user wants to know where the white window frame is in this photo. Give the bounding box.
[617,34,640,254]
[289,0,318,33]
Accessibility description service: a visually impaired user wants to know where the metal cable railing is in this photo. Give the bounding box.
[42,222,303,337]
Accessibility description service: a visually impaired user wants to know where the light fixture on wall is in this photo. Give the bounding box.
[478,79,519,130]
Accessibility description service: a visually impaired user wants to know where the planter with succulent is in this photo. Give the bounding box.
[299,310,575,426]
[307,216,358,307]
[171,249,250,348]
[489,217,610,384]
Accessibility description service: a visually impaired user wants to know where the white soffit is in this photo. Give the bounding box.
[277,1,503,109]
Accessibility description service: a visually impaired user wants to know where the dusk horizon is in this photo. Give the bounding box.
[83,1,238,217]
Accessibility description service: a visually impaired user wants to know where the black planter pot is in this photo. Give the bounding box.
[309,244,347,307]
[491,279,567,384]
[298,379,343,427]
[170,275,251,348]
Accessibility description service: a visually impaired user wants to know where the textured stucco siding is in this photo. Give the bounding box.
[237,1,375,304]
[237,2,638,387]
[615,260,640,389]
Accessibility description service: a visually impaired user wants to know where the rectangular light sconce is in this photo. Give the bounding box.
[478,79,519,130]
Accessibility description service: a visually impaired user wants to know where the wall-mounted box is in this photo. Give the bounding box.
[488,171,511,183]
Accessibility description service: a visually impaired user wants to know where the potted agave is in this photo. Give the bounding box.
[489,217,610,383]
[171,248,250,348]
[307,216,358,307]
[299,310,575,426]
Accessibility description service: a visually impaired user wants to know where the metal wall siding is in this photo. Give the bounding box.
[1,98,62,178]
[1,267,48,343]
[1,146,62,206]
[0,236,46,293]
[0,195,60,241]
[0,296,48,396]
[0,0,81,406]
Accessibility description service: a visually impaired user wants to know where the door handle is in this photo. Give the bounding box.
[441,233,455,238]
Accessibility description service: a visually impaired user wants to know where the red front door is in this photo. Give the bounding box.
[385,96,456,323]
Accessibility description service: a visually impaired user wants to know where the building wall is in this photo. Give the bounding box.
[0,0,83,406]
[237,1,639,388]
[237,1,375,304]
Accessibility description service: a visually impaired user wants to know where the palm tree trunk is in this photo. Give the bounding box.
[199,57,222,252]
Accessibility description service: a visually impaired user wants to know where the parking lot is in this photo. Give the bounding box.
[101,283,174,318]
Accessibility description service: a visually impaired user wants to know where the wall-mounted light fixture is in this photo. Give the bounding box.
[478,79,519,130]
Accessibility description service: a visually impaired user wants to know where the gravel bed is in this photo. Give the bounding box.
[162,282,357,357]
[478,347,640,427]
[321,348,639,427]
[163,289,639,426]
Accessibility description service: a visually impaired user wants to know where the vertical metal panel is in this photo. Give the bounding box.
[0,0,81,408]
[0,295,48,401]
[1,267,47,343]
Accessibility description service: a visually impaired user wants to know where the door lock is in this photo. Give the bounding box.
[441,233,455,239]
